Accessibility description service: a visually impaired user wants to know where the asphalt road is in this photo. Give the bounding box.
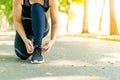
[0,32,120,80]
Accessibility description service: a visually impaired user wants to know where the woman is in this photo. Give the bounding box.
[13,0,58,64]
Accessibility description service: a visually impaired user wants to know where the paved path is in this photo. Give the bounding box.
[0,32,120,80]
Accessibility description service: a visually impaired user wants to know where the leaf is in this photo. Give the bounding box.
[95,62,98,64]
[62,64,66,67]
[36,64,41,67]
[73,0,84,4]
[83,64,87,67]
[108,61,114,64]
[71,64,75,67]
[102,54,105,56]
[89,73,95,77]
[102,67,105,69]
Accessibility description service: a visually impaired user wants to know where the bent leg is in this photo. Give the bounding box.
[31,3,46,46]
[31,3,50,63]
[14,32,33,60]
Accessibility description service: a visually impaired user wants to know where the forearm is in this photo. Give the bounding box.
[50,23,58,42]
[14,22,28,43]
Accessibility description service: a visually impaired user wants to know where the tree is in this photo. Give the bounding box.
[98,0,106,31]
[58,0,83,33]
[0,0,13,26]
[109,0,119,35]
[65,0,72,33]
[82,0,89,33]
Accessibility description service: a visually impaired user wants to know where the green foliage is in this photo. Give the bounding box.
[72,0,84,4]
[58,0,84,13]
[0,0,13,25]
[69,11,76,20]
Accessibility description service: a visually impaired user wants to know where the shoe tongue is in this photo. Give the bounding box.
[35,47,41,52]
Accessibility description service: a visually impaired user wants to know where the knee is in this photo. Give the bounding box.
[32,3,43,9]
[31,3,45,16]
[15,48,30,60]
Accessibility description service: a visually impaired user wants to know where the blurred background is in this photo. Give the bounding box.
[0,0,120,35]
[1,1,120,80]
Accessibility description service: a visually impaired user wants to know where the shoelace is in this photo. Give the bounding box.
[33,47,42,56]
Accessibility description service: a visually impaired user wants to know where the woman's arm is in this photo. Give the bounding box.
[49,0,59,42]
[42,0,59,54]
[13,0,34,53]
[13,0,28,43]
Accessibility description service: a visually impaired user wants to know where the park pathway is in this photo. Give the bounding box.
[0,31,120,80]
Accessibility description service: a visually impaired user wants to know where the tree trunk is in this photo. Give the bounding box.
[66,2,70,33]
[82,0,88,33]
[99,0,106,31]
[109,0,119,35]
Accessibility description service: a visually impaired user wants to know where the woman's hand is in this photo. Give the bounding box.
[42,40,54,55]
[24,39,34,54]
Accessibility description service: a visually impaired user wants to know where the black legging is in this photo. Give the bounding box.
[14,3,49,60]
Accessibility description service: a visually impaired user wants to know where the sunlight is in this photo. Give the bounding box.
[57,13,68,35]
[98,52,120,65]
[88,0,110,34]
[0,52,14,56]
[105,52,120,58]
[0,41,14,45]
[0,31,15,36]
[56,36,102,42]
[45,59,92,67]
[99,58,120,62]
[22,76,108,80]
[58,0,120,35]
[68,3,83,34]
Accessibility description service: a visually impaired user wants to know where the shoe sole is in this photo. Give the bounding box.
[31,60,44,64]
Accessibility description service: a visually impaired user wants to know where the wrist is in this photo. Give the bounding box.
[50,37,56,43]
[50,39,55,45]
[23,38,28,44]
